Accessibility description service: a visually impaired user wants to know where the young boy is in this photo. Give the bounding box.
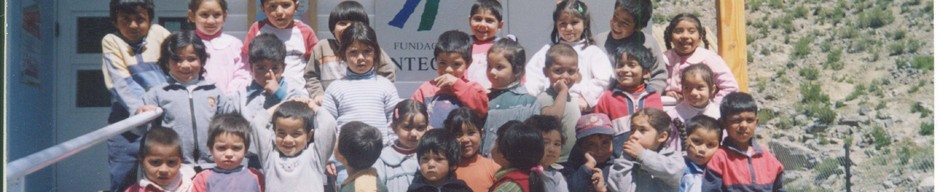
[606,108,684,191]
[191,114,265,192]
[335,121,387,191]
[222,33,309,122]
[593,43,664,154]
[242,0,318,91]
[305,1,396,99]
[446,107,502,192]
[594,0,667,93]
[703,92,785,191]
[536,44,581,165]
[411,30,489,129]
[102,0,172,191]
[465,0,507,90]
[680,115,723,192]
[406,129,473,192]
[250,100,337,191]
[125,127,195,192]
[562,113,616,192]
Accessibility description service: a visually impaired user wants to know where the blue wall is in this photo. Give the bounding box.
[7,0,57,191]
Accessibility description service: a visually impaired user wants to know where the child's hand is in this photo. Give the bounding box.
[313,95,324,105]
[264,75,280,94]
[623,138,644,159]
[584,153,597,169]
[326,162,337,176]
[591,168,607,192]
[135,105,159,114]
[552,79,569,93]
[665,91,682,101]
[433,74,459,88]
[578,96,589,112]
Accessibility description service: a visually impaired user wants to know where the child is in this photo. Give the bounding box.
[594,0,667,93]
[187,0,251,94]
[102,0,171,190]
[191,114,264,192]
[221,33,308,122]
[524,115,569,192]
[406,129,473,192]
[124,127,195,192]
[535,44,581,166]
[334,121,387,191]
[137,31,222,171]
[593,43,663,153]
[663,13,738,103]
[679,115,722,192]
[250,100,337,191]
[489,121,545,192]
[606,108,685,191]
[465,0,508,90]
[305,1,397,99]
[703,92,785,191]
[481,38,540,156]
[667,64,721,152]
[445,107,501,192]
[411,30,489,129]
[242,0,318,90]
[562,113,615,192]
[373,99,430,191]
[525,0,613,113]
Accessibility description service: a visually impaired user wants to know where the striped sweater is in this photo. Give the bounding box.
[322,68,400,144]
[101,25,171,116]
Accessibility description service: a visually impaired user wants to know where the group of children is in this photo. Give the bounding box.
[103,0,784,191]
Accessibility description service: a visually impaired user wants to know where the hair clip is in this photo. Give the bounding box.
[531,165,544,173]
[576,3,584,14]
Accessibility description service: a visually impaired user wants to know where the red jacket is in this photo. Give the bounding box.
[411,77,488,128]
[703,139,785,191]
[594,86,663,134]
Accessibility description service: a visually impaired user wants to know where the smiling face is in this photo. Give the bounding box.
[189,0,226,36]
[487,52,516,89]
[579,135,613,165]
[394,113,429,149]
[670,20,702,56]
[686,128,721,166]
[114,7,152,43]
[544,56,581,89]
[609,7,637,40]
[629,115,669,151]
[274,117,311,156]
[469,9,503,42]
[419,151,452,186]
[168,45,203,83]
[723,112,759,148]
[344,40,376,74]
[455,124,482,158]
[436,52,469,78]
[615,53,649,90]
[681,73,716,108]
[262,0,298,29]
[211,133,246,169]
[540,130,563,167]
[142,145,182,186]
[555,12,585,43]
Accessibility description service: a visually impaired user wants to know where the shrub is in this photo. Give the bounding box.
[892,30,907,40]
[919,122,933,136]
[872,125,891,150]
[909,79,927,94]
[888,41,906,56]
[791,36,812,59]
[801,83,829,103]
[910,102,933,118]
[815,158,844,180]
[758,109,775,122]
[799,67,819,80]
[857,8,895,28]
[845,84,865,101]
[825,48,844,70]
[913,55,933,71]
[908,39,923,53]
[876,100,887,110]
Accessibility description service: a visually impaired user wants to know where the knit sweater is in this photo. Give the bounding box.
[241,19,318,91]
[322,69,401,144]
[524,39,614,108]
[663,47,739,103]
[197,31,251,94]
[102,25,171,125]
[305,39,397,97]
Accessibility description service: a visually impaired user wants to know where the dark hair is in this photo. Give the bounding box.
[488,38,527,82]
[188,0,228,13]
[495,121,545,192]
[631,108,672,135]
[682,115,722,151]
[417,129,462,169]
[339,22,382,64]
[110,0,154,23]
[544,43,578,69]
[680,64,716,95]
[665,13,711,50]
[260,0,297,5]
[337,121,383,170]
[551,0,594,49]
[248,33,287,66]
[208,113,252,149]
[614,0,652,29]
[392,99,429,129]
[139,127,183,159]
[272,100,316,135]
[614,43,655,71]
[524,115,566,144]
[719,92,758,118]
[444,107,484,136]
[328,1,369,33]
[470,0,503,21]
[158,31,209,77]
[434,30,473,64]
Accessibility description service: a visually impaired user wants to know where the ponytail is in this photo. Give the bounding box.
[529,166,546,192]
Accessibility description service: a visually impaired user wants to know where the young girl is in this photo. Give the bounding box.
[465,0,510,91]
[525,0,613,113]
[446,107,501,192]
[667,64,721,151]
[524,115,568,192]
[191,114,264,191]
[374,99,430,192]
[187,0,250,94]
[490,120,545,192]
[481,38,540,157]
[679,115,722,192]
[125,127,195,192]
[663,13,738,104]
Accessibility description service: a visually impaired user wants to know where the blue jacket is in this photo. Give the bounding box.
[143,78,221,169]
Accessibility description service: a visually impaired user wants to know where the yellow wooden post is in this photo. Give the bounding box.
[715,0,749,93]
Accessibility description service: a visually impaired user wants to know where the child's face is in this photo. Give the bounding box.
[436,52,468,78]
[251,59,284,85]
[455,124,482,158]
[614,54,649,89]
[419,151,452,186]
[609,6,637,40]
[168,45,203,83]
[486,52,515,89]
[686,128,720,166]
[395,114,429,149]
[628,115,668,151]
[332,20,352,40]
[681,74,715,108]
[723,112,759,147]
[262,0,299,29]
[141,145,182,186]
[670,20,701,56]
[114,8,152,43]
[555,12,585,43]
[211,133,247,169]
[491,142,509,167]
[468,9,503,42]
[579,135,613,164]
[540,130,563,167]
[188,0,226,36]
[274,117,311,156]
[544,56,581,89]
[344,40,376,74]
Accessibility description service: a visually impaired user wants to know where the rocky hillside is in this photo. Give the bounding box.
[652,0,934,191]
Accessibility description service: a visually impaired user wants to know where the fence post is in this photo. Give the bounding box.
[715,0,749,92]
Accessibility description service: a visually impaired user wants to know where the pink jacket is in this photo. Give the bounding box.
[200,33,251,94]
[663,47,739,103]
